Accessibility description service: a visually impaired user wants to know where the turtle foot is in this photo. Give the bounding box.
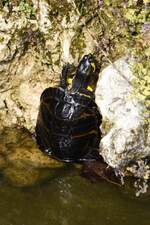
[81,160,121,186]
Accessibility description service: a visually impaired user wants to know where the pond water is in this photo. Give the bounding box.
[0,167,150,225]
[0,128,150,225]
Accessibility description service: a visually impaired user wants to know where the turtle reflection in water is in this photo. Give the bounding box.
[36,54,119,184]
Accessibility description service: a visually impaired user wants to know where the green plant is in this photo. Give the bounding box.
[19,0,35,19]
[131,48,150,124]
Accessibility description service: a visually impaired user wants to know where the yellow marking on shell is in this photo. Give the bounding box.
[87,85,93,92]
[67,78,73,85]
[91,62,96,72]
[73,130,97,138]
[82,93,91,98]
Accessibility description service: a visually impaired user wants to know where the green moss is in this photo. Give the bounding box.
[130,50,150,124]
[101,119,114,135]
[18,0,36,19]
[120,1,150,124]
[48,0,72,24]
[74,0,95,16]
[0,36,4,43]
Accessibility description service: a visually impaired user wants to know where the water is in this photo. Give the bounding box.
[0,168,150,225]
[0,128,150,225]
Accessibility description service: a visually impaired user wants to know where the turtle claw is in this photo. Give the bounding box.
[60,63,75,89]
[44,148,52,156]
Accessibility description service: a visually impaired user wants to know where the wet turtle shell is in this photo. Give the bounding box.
[36,54,102,162]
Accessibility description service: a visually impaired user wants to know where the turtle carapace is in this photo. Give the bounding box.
[35,54,102,162]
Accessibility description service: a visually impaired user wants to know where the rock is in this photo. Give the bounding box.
[0,128,64,187]
[0,0,99,132]
[7,147,63,169]
[95,58,150,175]
[3,166,56,187]
[0,156,6,169]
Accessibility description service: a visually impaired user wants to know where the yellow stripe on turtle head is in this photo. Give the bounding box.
[67,78,73,85]
[87,85,93,92]
[91,62,96,72]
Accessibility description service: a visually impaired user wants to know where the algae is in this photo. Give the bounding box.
[18,0,36,19]
[91,1,150,123]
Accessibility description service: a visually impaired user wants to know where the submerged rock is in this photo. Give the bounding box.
[3,167,54,187]
[95,58,150,176]
[0,128,64,187]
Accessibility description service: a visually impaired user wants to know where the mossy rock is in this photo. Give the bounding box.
[3,166,59,187]
[0,128,65,186]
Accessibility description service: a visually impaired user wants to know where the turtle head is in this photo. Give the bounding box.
[72,54,100,94]
[77,54,98,76]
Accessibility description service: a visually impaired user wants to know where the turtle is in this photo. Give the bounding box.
[35,54,102,163]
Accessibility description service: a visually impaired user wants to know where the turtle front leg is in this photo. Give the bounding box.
[82,160,121,185]
[60,63,75,89]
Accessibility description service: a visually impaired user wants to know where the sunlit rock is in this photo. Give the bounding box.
[96,58,150,172]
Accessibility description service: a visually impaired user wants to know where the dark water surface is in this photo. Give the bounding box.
[0,167,150,225]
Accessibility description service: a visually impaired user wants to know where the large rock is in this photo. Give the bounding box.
[96,58,150,176]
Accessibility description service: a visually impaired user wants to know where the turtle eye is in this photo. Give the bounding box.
[83,55,88,60]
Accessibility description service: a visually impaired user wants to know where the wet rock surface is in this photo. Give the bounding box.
[0,128,64,186]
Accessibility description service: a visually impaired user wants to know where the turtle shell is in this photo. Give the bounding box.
[35,86,102,162]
